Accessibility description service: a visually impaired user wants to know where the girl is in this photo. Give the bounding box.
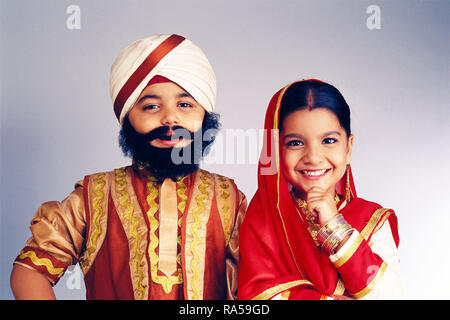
[238,80,403,300]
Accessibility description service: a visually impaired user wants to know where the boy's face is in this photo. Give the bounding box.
[128,81,205,148]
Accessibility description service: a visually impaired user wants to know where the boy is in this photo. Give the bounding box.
[10,34,247,300]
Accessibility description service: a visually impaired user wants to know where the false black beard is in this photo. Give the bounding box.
[118,113,220,183]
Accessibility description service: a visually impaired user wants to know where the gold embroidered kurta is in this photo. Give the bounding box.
[14,165,247,300]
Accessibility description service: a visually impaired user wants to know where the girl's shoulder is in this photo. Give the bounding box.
[348,197,383,213]
[343,197,394,231]
[344,197,399,246]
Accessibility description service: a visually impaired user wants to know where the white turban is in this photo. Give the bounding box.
[109,34,216,125]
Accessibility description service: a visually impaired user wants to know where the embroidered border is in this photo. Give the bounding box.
[80,172,106,270]
[115,167,146,300]
[145,175,184,294]
[189,171,211,300]
[17,249,65,280]
[216,175,232,245]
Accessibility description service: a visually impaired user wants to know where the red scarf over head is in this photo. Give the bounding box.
[237,81,399,300]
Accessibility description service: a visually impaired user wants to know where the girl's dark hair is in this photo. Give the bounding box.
[279,80,351,137]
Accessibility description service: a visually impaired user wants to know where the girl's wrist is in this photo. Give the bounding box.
[317,214,354,255]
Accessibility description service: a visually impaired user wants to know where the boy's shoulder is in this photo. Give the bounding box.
[197,168,245,196]
[72,166,132,190]
[77,166,244,195]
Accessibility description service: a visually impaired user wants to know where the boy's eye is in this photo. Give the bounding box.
[179,102,192,108]
[323,137,337,144]
[143,104,158,110]
[286,140,304,147]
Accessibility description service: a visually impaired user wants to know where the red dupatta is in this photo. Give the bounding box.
[237,81,399,300]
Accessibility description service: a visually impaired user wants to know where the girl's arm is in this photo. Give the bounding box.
[10,264,56,300]
[329,222,404,299]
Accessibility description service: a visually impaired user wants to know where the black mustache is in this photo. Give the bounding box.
[142,125,194,142]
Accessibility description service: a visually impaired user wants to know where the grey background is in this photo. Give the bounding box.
[1,0,449,299]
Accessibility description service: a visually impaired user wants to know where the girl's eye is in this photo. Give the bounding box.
[323,137,337,144]
[179,102,192,108]
[286,140,304,147]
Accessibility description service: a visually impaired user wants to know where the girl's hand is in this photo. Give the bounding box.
[306,186,339,227]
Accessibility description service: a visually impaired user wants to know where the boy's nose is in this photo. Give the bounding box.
[160,108,179,126]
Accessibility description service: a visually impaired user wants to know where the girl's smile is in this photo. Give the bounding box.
[299,168,331,180]
[280,107,353,198]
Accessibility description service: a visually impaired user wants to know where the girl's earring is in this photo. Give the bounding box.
[345,165,351,202]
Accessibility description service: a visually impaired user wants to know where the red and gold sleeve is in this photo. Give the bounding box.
[14,246,70,285]
[329,208,400,299]
[329,230,386,299]
[14,182,87,285]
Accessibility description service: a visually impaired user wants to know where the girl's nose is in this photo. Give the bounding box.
[302,144,322,165]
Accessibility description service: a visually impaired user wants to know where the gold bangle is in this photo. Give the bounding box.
[317,214,348,244]
[322,226,354,255]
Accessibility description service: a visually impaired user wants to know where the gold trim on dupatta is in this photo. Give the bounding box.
[272,82,307,280]
[332,278,346,296]
[251,280,313,300]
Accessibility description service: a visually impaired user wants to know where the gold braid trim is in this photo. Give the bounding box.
[18,250,65,278]
[189,171,211,300]
[146,175,183,294]
[80,173,105,269]
[176,177,188,265]
[177,177,188,214]
[217,176,232,245]
[115,168,146,300]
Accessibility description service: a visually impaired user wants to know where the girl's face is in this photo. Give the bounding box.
[280,108,353,198]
